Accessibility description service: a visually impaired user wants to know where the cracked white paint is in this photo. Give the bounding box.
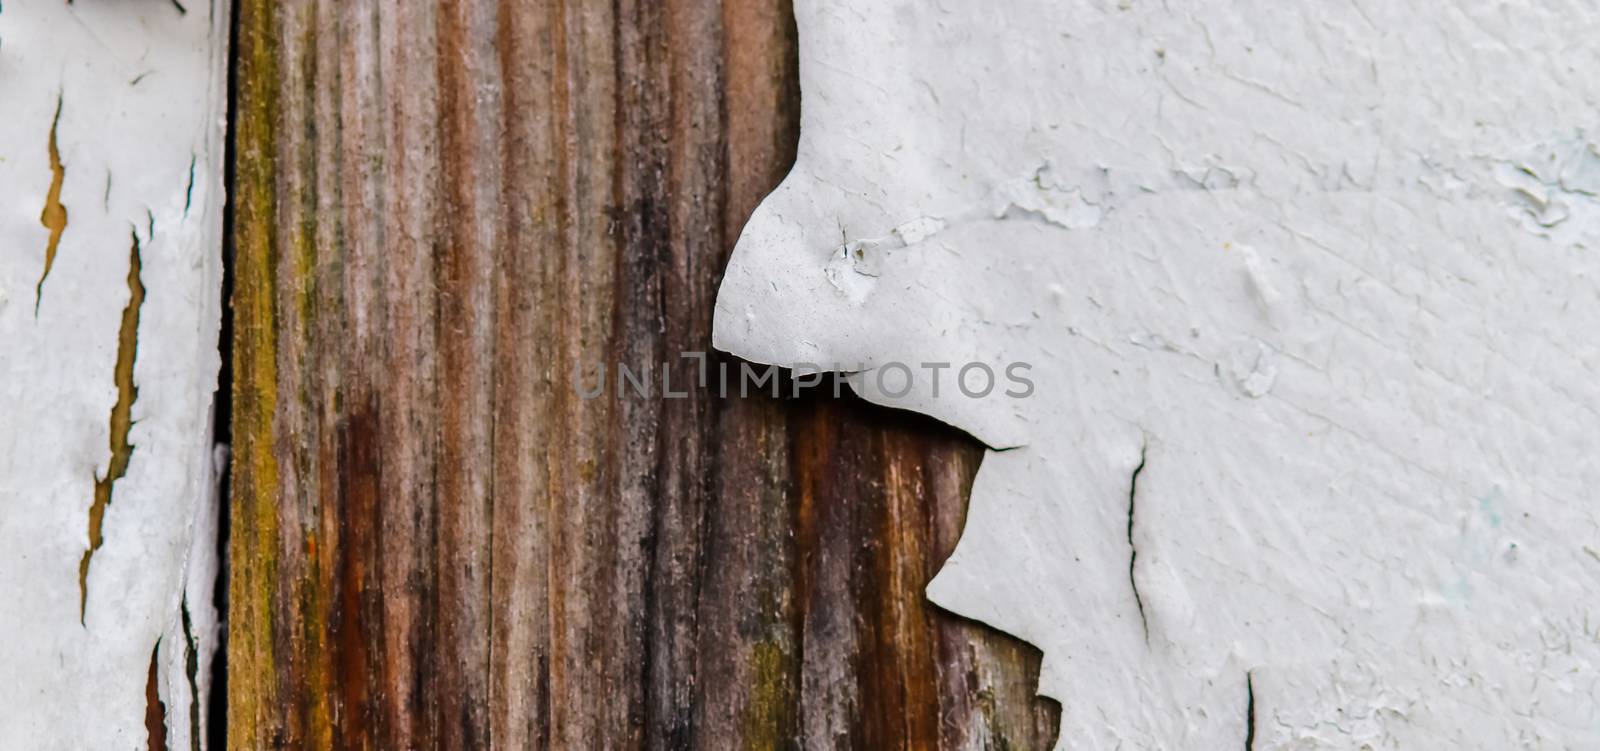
[0,4,227,749]
[715,2,1600,748]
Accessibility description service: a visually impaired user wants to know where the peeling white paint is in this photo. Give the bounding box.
[715,2,1600,747]
[0,4,228,748]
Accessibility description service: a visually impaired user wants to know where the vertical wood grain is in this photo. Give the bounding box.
[227,1,1059,748]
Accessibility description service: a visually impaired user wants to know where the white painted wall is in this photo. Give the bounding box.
[0,4,228,748]
[716,2,1600,747]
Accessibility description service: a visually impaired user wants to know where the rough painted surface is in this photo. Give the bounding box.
[715,1,1600,748]
[0,3,228,749]
[226,1,1057,749]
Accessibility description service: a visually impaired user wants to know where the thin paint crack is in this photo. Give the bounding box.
[146,639,167,751]
[68,0,184,11]
[36,93,68,315]
[78,234,144,624]
[1127,439,1149,642]
[1244,671,1256,751]
[181,597,201,751]
[183,154,197,217]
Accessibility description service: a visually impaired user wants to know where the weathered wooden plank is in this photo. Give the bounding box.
[227,1,1058,748]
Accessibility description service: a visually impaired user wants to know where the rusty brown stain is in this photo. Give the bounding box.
[333,399,380,751]
[78,234,143,623]
[36,93,68,313]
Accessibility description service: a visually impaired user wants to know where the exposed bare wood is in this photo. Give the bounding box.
[227,1,1059,748]
[36,93,68,310]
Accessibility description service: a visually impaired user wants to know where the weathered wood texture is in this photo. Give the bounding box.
[227,1,1059,748]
